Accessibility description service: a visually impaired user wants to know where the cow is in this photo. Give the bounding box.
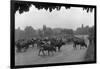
[15,39,31,53]
[15,40,27,52]
[38,39,56,56]
[49,38,66,51]
[72,38,87,49]
[38,45,56,56]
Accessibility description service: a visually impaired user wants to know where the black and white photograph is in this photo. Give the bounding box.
[11,0,96,68]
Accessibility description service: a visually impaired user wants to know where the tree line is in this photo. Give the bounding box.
[15,25,94,41]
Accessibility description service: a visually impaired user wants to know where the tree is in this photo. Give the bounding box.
[38,29,43,38]
[12,1,94,14]
[75,25,90,35]
[15,27,25,41]
[24,26,36,39]
[61,29,73,35]
[44,28,53,37]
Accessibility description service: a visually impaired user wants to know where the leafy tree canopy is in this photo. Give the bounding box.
[12,1,94,14]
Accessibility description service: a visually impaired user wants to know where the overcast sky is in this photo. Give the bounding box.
[15,5,94,30]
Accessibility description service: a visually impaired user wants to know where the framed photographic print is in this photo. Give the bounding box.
[10,0,96,69]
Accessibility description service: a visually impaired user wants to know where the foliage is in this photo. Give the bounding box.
[61,29,73,34]
[24,26,36,39]
[15,26,74,40]
[12,1,94,14]
[75,25,91,35]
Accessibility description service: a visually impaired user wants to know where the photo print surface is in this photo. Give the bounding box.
[11,0,96,68]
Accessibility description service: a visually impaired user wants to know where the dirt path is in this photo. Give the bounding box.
[15,37,89,65]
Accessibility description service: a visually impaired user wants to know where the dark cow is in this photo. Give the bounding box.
[15,39,33,53]
[15,40,28,52]
[26,39,35,48]
[72,38,87,49]
[24,38,39,49]
[38,45,56,56]
[38,39,56,56]
[50,38,66,51]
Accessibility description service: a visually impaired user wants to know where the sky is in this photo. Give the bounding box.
[15,5,94,30]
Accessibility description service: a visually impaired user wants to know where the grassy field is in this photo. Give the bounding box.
[15,35,93,65]
[15,44,89,65]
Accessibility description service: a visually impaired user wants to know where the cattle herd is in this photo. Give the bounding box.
[15,36,87,56]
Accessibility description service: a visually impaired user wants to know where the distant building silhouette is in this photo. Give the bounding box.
[81,24,84,29]
[43,25,46,31]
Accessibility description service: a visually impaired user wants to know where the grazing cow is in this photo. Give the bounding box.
[72,38,87,49]
[50,38,66,51]
[24,38,39,49]
[15,41,26,52]
[15,39,30,52]
[38,39,56,56]
[27,39,35,48]
[15,41,22,52]
[38,45,56,56]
